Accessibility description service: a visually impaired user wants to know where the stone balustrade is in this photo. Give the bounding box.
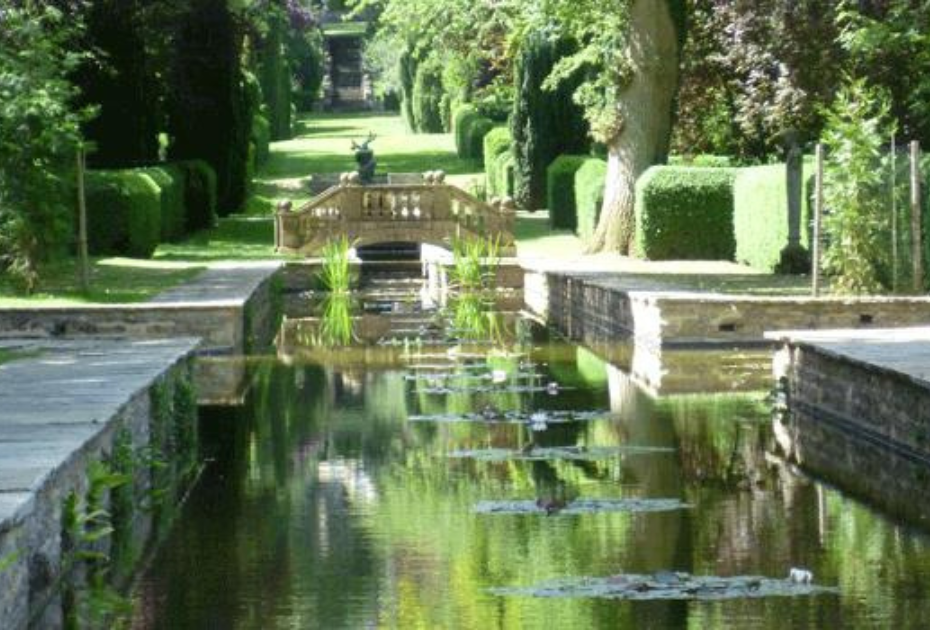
[275,172,516,256]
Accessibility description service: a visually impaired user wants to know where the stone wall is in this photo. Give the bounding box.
[528,271,930,347]
[0,348,197,629]
[772,342,930,527]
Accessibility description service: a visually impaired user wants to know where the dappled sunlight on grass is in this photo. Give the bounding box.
[154,217,280,262]
[0,257,204,306]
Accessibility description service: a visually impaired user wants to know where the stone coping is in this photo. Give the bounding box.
[0,338,199,528]
[766,327,930,392]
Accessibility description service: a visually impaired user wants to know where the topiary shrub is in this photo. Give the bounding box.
[484,127,511,196]
[138,165,186,242]
[547,155,589,231]
[454,104,480,157]
[575,158,607,242]
[412,60,445,133]
[176,160,218,232]
[466,117,495,164]
[252,113,271,167]
[85,170,162,258]
[668,154,735,168]
[634,166,737,260]
[733,162,815,272]
[511,32,589,210]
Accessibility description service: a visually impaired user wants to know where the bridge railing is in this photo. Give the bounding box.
[275,173,516,255]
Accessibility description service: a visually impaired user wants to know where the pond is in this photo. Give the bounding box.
[132,268,930,629]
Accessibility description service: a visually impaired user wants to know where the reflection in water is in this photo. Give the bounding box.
[134,283,930,629]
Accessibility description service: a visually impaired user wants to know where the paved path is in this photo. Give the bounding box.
[768,327,930,387]
[0,338,198,525]
[150,261,281,305]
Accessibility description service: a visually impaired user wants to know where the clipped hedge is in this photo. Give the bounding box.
[733,162,815,272]
[454,105,495,162]
[138,165,186,242]
[634,166,737,260]
[176,160,218,232]
[484,127,512,197]
[85,170,162,258]
[669,154,735,168]
[575,158,607,241]
[511,32,589,210]
[547,155,588,230]
[252,113,271,168]
[412,61,445,133]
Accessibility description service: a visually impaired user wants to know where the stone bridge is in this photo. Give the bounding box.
[274,175,516,256]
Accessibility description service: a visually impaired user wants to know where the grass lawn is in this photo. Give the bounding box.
[249,112,485,213]
[0,258,204,307]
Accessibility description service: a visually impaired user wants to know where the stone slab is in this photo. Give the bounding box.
[149,261,281,305]
[0,338,199,526]
[766,327,930,390]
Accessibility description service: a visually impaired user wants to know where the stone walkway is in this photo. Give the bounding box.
[149,261,281,305]
[0,338,199,525]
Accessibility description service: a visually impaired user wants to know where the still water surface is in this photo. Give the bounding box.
[133,292,930,629]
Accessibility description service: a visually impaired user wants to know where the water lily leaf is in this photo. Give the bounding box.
[475,498,691,515]
[449,445,674,462]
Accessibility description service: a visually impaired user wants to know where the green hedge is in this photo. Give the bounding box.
[669,154,735,168]
[85,170,162,258]
[634,166,737,260]
[484,127,511,197]
[454,105,495,162]
[733,162,815,272]
[575,158,607,241]
[412,61,445,133]
[252,113,271,167]
[547,155,588,230]
[138,165,186,242]
[176,160,218,232]
[511,32,589,210]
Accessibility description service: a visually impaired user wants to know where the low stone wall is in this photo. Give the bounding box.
[0,340,199,629]
[528,271,930,347]
[772,335,930,527]
[0,264,282,356]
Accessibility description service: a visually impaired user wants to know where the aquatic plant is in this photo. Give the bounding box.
[318,293,355,346]
[318,235,353,293]
[449,234,500,292]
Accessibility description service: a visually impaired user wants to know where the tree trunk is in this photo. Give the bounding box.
[587,0,682,254]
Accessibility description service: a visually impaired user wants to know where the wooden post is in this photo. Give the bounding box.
[912,141,924,293]
[76,146,90,293]
[812,144,824,297]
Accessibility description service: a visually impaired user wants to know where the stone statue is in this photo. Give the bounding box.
[351,132,377,184]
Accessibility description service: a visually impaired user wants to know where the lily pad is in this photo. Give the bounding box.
[448,445,673,461]
[489,573,839,600]
[407,410,609,424]
[475,498,690,515]
[414,384,574,395]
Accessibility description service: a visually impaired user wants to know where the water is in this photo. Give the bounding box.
[132,272,930,629]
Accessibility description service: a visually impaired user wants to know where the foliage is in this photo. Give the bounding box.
[483,127,512,197]
[668,155,735,168]
[821,80,895,294]
[168,0,253,214]
[363,29,405,105]
[733,162,814,272]
[673,0,842,160]
[256,6,292,141]
[837,0,930,147]
[511,32,589,210]
[0,3,89,292]
[139,165,187,242]
[289,24,326,112]
[252,113,272,167]
[176,160,218,233]
[634,166,737,260]
[318,236,353,292]
[546,155,588,231]
[85,170,163,258]
[318,293,355,346]
[76,0,161,168]
[454,105,495,163]
[574,158,607,241]
[412,60,446,134]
